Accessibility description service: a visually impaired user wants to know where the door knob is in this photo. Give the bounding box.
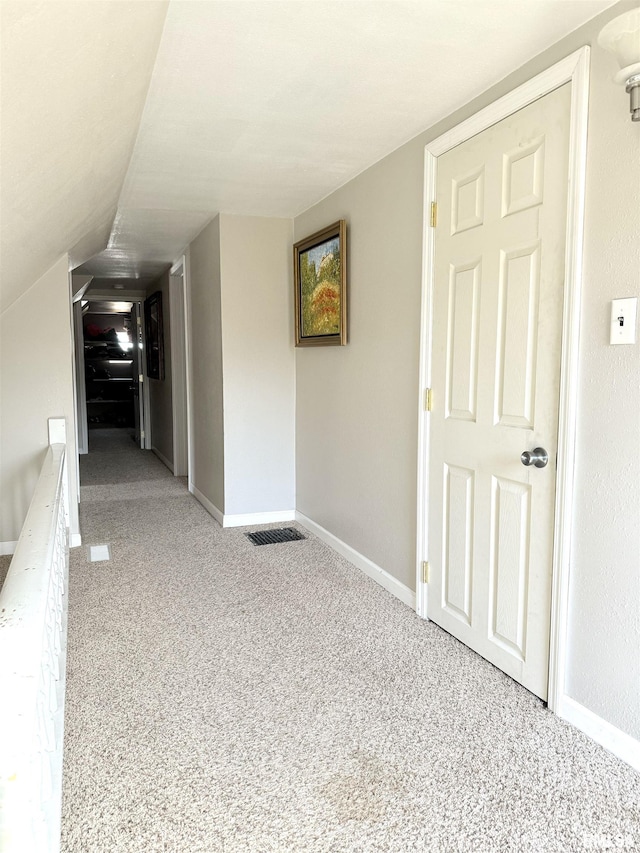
[521,447,549,468]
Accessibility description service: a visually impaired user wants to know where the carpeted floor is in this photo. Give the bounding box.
[0,555,11,589]
[61,429,639,852]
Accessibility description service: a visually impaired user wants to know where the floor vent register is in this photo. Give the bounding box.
[245,527,306,546]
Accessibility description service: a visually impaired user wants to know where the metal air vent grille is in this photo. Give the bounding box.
[245,527,306,546]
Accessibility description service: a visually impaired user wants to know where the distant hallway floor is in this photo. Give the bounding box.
[62,430,639,852]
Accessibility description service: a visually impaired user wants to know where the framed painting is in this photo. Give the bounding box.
[293,219,347,346]
[144,290,164,380]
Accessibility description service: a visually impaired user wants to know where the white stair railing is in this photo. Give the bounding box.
[0,418,70,853]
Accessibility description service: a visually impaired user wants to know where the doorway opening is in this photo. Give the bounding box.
[78,298,149,455]
[83,301,134,438]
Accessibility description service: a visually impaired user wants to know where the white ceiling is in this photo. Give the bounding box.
[0,1,168,312]
[2,1,616,304]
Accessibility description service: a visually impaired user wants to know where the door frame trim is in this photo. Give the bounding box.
[416,47,590,713]
[169,258,189,478]
[181,249,195,494]
[82,292,152,449]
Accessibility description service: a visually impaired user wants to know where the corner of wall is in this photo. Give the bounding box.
[0,255,79,544]
[559,695,640,773]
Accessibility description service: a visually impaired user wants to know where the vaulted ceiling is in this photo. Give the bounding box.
[1,0,615,311]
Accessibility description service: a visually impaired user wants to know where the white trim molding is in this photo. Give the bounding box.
[169,264,189,478]
[560,696,640,773]
[72,300,88,457]
[189,486,295,530]
[69,533,82,548]
[0,541,18,557]
[416,47,590,716]
[222,510,295,529]
[183,249,195,494]
[296,512,416,609]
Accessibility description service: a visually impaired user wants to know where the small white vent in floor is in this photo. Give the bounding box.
[88,544,111,562]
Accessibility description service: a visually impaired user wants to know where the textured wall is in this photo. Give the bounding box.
[219,215,295,516]
[187,215,295,518]
[294,2,639,739]
[566,37,640,739]
[294,147,423,591]
[188,218,225,513]
[0,255,79,545]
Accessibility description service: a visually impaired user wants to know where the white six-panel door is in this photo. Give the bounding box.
[427,84,571,700]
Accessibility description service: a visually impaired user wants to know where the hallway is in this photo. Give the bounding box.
[61,433,639,852]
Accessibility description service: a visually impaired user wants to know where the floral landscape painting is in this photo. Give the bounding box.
[294,220,347,346]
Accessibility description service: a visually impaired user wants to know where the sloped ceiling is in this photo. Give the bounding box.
[0,0,168,312]
[2,1,616,306]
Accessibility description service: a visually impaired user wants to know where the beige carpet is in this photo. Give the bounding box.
[61,429,639,852]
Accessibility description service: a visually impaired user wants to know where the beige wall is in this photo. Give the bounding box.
[0,255,79,546]
[188,217,225,512]
[146,270,174,469]
[219,215,295,516]
[295,146,423,589]
[294,2,640,739]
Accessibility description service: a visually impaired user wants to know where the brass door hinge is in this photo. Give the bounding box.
[424,388,433,412]
[421,561,430,583]
[430,202,438,228]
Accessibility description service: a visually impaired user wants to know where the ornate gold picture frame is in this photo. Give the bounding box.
[293,220,347,347]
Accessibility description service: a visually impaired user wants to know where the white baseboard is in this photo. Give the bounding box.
[189,487,295,530]
[152,447,174,474]
[190,484,224,526]
[70,533,82,548]
[560,695,640,773]
[295,511,416,609]
[222,510,295,529]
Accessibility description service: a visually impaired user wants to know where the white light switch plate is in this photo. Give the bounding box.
[610,297,637,345]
